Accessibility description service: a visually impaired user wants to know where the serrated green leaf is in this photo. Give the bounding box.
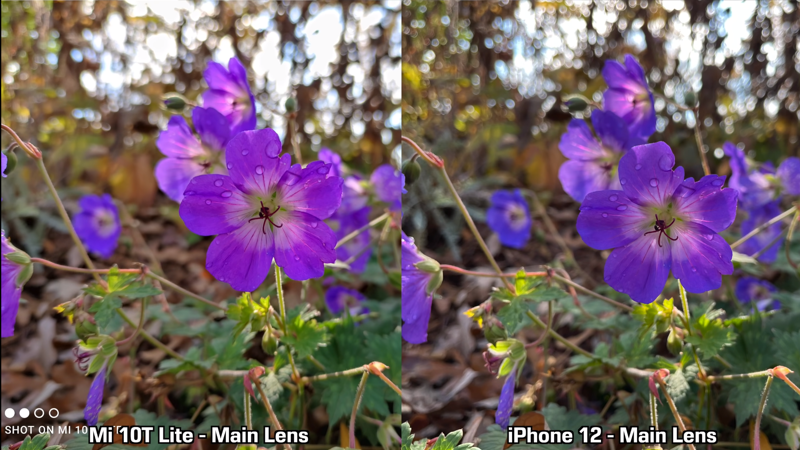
[496,298,536,334]
[666,364,698,403]
[632,298,674,339]
[20,434,49,450]
[685,312,735,358]
[283,311,327,359]
[89,295,122,329]
[430,430,468,450]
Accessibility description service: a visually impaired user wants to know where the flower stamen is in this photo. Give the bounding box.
[248,201,283,234]
[643,214,678,247]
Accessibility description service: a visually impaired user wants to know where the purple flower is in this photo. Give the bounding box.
[2,230,31,338]
[558,110,643,202]
[602,54,656,140]
[735,277,779,312]
[73,194,121,259]
[776,157,800,196]
[487,189,531,249]
[84,364,106,426]
[325,286,368,316]
[739,200,784,263]
[318,148,342,179]
[371,164,404,211]
[401,232,442,344]
[155,107,231,202]
[201,57,257,136]
[1,152,7,177]
[331,206,372,273]
[179,129,343,291]
[724,143,799,207]
[576,142,738,303]
[496,373,515,429]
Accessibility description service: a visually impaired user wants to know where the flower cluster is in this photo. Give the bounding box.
[558,55,655,203]
[725,142,799,262]
[577,142,738,303]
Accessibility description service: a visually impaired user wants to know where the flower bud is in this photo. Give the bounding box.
[414,257,440,274]
[426,269,443,296]
[163,96,187,111]
[484,323,508,345]
[562,94,590,112]
[666,327,683,356]
[75,317,98,341]
[261,327,278,355]
[785,418,800,450]
[401,158,422,185]
[285,97,297,113]
[16,263,34,288]
[5,248,31,265]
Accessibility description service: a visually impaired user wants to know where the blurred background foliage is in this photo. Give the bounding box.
[1,0,401,256]
[401,0,799,258]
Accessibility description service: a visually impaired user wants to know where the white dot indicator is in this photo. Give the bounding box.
[19,408,30,418]
[3,408,14,418]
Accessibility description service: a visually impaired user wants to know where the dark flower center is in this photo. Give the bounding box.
[643,214,678,247]
[248,201,282,234]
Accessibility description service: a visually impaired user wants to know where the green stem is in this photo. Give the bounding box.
[691,107,711,176]
[705,370,773,382]
[655,376,696,450]
[678,281,707,380]
[335,212,390,249]
[146,272,226,311]
[244,388,253,430]
[785,210,799,270]
[649,392,659,430]
[252,372,291,450]
[275,266,300,381]
[350,372,370,449]
[302,366,366,383]
[525,310,593,359]
[34,158,102,284]
[731,206,797,249]
[116,297,147,346]
[115,308,185,362]
[753,376,774,450]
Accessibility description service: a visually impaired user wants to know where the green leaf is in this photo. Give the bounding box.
[283,308,327,359]
[20,434,49,450]
[89,295,122,329]
[430,429,474,450]
[632,298,674,339]
[226,293,270,338]
[401,422,427,450]
[666,364,698,403]
[685,312,735,358]
[731,251,759,264]
[113,283,162,300]
[496,297,536,335]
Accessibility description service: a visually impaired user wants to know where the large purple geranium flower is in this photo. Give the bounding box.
[558,110,641,202]
[155,107,231,202]
[2,230,29,338]
[739,200,784,263]
[602,54,656,140]
[371,164,404,212]
[487,189,531,249]
[735,277,780,312]
[73,194,121,259]
[325,286,368,317]
[577,142,738,303]
[202,57,257,136]
[401,232,442,344]
[179,129,343,291]
[724,142,800,208]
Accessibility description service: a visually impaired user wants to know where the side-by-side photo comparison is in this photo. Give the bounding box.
[2,2,799,450]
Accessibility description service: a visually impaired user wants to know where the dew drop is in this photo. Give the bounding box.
[220,190,232,198]
[616,205,628,211]
[227,163,233,169]
[184,190,196,196]
[284,172,301,186]
[214,179,224,187]
[241,149,249,156]
[649,178,659,187]
[704,234,714,241]
[255,165,264,175]
[609,194,618,201]
[310,221,318,228]
[294,255,301,261]
[634,164,642,171]
[691,267,697,273]
[602,213,609,218]
[620,178,627,185]
[317,166,329,174]
[712,179,723,187]
[582,206,592,211]
[659,155,673,171]
[205,199,212,205]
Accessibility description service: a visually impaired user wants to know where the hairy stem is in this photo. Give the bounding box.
[350,372,370,449]
[115,308,185,362]
[786,209,799,270]
[526,310,593,359]
[649,392,659,430]
[731,206,797,249]
[691,107,711,176]
[116,297,147,346]
[678,281,707,380]
[335,212,390,249]
[275,266,300,381]
[655,376,696,450]
[252,372,291,450]
[753,375,774,450]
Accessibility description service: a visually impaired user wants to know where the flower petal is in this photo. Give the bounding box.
[225,129,290,197]
[179,174,252,236]
[592,110,629,152]
[618,142,685,207]
[318,148,342,178]
[1,238,22,338]
[669,222,732,294]
[739,200,784,263]
[777,157,800,195]
[333,206,372,273]
[559,160,615,203]
[155,157,206,202]
[277,161,343,220]
[370,164,404,211]
[577,189,649,250]
[205,221,275,292]
[487,189,531,249]
[157,115,204,159]
[496,373,516,429]
[604,234,671,303]
[272,210,337,281]
[401,232,433,344]
[558,119,605,161]
[673,175,738,232]
[192,107,231,151]
[84,365,106,426]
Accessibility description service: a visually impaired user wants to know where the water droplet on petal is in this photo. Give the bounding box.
[311,221,318,228]
[214,179,223,187]
[659,155,673,171]
[205,199,212,205]
[602,213,608,218]
[284,172,301,186]
[242,149,249,156]
[220,190,232,198]
[691,267,697,273]
[712,179,723,187]
[582,206,592,211]
[294,255,301,261]
[616,205,628,211]
[317,166,329,174]
[255,165,264,175]
[609,194,618,201]
[649,178,659,187]
[227,163,233,169]
[620,178,627,185]
[184,191,196,196]
[704,234,714,241]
